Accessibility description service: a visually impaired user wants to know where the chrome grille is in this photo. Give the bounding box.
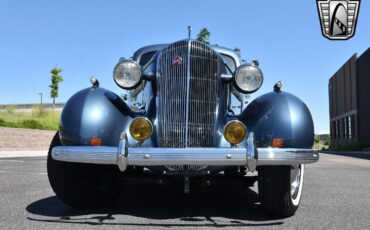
[158,40,219,147]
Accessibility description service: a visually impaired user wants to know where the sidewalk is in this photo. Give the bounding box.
[322,150,370,154]
[321,150,370,160]
[0,150,47,158]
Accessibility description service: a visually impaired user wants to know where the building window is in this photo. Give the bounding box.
[348,116,352,139]
[342,119,346,139]
[344,117,347,139]
[337,120,340,139]
[332,121,336,139]
[351,115,355,138]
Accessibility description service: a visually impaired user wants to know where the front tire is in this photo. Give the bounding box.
[47,132,124,209]
[258,165,304,217]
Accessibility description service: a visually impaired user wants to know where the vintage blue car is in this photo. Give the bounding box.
[47,38,319,217]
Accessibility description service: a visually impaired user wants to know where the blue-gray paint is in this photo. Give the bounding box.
[240,91,314,148]
[60,87,134,146]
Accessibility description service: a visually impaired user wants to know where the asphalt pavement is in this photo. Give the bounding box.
[0,153,369,229]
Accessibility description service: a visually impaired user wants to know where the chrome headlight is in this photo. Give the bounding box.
[113,60,142,89]
[234,63,263,93]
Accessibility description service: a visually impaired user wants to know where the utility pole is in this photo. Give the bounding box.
[38,93,43,105]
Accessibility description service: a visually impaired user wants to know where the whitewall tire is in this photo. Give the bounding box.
[258,165,305,217]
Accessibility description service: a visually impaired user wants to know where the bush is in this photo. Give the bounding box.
[0,117,10,127]
[21,119,43,129]
[336,142,370,151]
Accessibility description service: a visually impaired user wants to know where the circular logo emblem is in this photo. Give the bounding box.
[172,56,183,66]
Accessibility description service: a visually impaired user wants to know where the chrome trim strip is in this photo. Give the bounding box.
[117,132,128,171]
[52,146,319,169]
[184,40,191,147]
[52,146,247,166]
[246,132,257,171]
[257,148,319,165]
[129,148,247,166]
[52,132,318,171]
[52,146,118,165]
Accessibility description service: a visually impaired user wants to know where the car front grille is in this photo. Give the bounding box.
[158,40,219,148]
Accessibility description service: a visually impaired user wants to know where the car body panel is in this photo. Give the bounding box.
[241,91,314,148]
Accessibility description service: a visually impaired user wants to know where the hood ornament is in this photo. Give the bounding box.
[274,81,283,92]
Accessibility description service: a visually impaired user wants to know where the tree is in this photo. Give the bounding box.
[314,135,320,150]
[196,28,211,45]
[234,47,241,53]
[49,67,63,111]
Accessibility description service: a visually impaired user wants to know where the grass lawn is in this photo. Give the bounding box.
[0,105,60,131]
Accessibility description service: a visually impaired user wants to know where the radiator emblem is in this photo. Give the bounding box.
[172,56,183,66]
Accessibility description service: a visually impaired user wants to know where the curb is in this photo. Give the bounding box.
[0,150,48,158]
[322,151,370,155]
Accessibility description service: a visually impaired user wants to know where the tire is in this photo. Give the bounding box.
[47,132,124,209]
[258,165,304,217]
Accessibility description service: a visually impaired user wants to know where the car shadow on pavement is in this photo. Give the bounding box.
[26,182,284,227]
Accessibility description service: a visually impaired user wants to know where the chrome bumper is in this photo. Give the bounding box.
[52,133,319,172]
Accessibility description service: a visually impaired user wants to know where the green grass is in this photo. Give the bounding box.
[0,105,60,131]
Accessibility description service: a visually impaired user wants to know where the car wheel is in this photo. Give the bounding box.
[47,132,124,209]
[258,165,304,217]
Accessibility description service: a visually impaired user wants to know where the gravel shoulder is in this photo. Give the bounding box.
[0,127,55,151]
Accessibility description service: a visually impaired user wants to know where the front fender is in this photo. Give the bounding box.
[239,90,314,148]
[59,87,136,146]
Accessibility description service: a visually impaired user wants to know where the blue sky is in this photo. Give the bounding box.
[0,0,369,133]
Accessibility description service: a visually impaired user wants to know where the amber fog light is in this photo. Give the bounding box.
[129,118,153,142]
[223,120,247,145]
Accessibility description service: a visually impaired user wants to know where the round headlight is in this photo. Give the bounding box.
[113,60,142,89]
[223,120,247,145]
[234,64,263,93]
[129,118,153,142]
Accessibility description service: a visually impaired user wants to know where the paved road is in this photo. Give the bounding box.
[0,153,369,229]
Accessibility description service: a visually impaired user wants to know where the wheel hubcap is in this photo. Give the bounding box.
[290,165,301,199]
